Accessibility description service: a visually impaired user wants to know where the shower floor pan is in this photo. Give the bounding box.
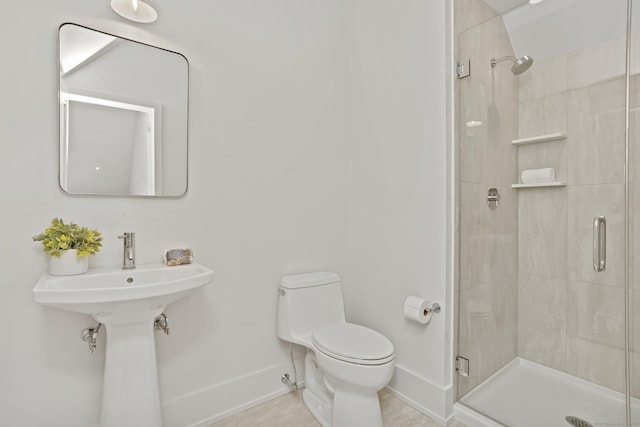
[455,357,640,427]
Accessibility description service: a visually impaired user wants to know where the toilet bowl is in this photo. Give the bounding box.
[277,272,395,427]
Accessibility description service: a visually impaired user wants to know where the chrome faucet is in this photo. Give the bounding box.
[118,232,136,269]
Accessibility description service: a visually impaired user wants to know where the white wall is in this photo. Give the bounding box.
[0,0,451,425]
[0,1,351,425]
[344,0,452,422]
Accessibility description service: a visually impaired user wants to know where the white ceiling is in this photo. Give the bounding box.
[502,0,631,62]
[474,0,634,64]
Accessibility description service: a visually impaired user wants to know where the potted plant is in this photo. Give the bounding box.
[32,218,103,276]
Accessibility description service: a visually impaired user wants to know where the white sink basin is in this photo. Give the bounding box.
[33,263,213,315]
[33,262,214,427]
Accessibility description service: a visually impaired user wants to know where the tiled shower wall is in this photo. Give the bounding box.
[517,38,632,394]
[455,0,519,397]
[457,0,640,403]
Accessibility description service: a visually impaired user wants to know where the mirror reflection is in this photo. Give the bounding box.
[59,23,189,196]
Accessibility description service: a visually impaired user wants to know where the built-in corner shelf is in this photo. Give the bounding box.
[512,182,567,189]
[512,132,568,188]
[512,133,567,146]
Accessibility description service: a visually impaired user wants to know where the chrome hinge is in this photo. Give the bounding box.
[456,356,470,377]
[456,60,471,79]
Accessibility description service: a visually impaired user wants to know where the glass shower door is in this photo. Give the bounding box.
[629,1,640,424]
[455,0,631,425]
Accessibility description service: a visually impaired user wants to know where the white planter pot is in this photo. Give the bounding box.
[49,249,89,276]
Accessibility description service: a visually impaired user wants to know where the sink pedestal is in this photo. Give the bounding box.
[96,310,164,427]
[33,263,215,427]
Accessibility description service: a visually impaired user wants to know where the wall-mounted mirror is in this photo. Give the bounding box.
[59,23,189,196]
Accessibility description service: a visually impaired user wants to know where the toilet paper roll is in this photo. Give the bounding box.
[404,296,433,324]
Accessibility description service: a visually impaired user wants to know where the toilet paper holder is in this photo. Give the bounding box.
[404,297,441,324]
[425,302,441,316]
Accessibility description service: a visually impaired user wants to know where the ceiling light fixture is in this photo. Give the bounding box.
[111,0,158,23]
[529,0,544,4]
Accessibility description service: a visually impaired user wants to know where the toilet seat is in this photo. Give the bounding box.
[312,323,394,365]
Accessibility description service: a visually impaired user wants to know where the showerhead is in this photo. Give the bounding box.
[490,55,534,75]
[511,55,534,75]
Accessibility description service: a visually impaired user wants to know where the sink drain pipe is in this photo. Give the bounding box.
[81,314,170,354]
[81,323,102,354]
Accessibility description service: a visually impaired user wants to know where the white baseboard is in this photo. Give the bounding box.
[386,364,455,425]
[453,402,503,427]
[161,361,455,427]
[161,363,296,427]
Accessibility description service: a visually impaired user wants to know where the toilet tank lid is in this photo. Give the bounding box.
[280,272,340,289]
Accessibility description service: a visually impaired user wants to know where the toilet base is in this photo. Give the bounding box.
[332,388,383,427]
[303,351,333,427]
[301,349,389,427]
[303,388,332,427]
[303,385,385,427]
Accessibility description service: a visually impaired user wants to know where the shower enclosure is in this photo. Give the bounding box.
[454,0,640,426]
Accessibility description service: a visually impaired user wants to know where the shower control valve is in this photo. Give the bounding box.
[487,188,500,210]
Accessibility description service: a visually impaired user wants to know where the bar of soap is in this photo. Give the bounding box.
[163,248,193,266]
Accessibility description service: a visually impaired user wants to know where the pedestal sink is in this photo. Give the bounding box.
[33,263,214,427]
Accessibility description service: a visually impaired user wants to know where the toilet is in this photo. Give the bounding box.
[277,272,395,427]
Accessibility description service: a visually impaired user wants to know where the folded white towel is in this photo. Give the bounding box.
[521,168,556,184]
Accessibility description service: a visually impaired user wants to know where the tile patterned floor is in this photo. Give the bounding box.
[208,389,468,427]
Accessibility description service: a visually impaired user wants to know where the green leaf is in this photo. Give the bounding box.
[32,218,102,257]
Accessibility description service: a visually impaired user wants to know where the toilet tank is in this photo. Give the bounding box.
[277,272,346,344]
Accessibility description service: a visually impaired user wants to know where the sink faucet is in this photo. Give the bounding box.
[118,232,136,269]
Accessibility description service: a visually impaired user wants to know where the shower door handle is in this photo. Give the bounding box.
[593,216,606,272]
